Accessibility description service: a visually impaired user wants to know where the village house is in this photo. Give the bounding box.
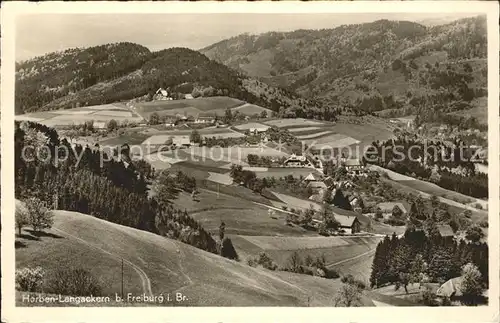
[283,154,314,168]
[343,158,364,173]
[376,201,410,218]
[172,136,192,148]
[184,94,194,100]
[94,121,107,132]
[306,181,327,194]
[437,224,455,239]
[154,88,173,101]
[331,207,362,234]
[195,116,216,124]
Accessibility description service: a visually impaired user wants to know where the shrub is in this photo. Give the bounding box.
[15,266,45,292]
[46,267,102,296]
[324,268,340,279]
[478,220,488,228]
[25,197,54,232]
[421,289,438,306]
[256,252,278,271]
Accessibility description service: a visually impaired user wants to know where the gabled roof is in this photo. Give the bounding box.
[307,181,327,189]
[304,173,318,181]
[172,136,191,146]
[377,201,409,214]
[330,206,360,227]
[335,214,359,228]
[437,224,454,237]
[344,158,362,167]
[436,277,463,297]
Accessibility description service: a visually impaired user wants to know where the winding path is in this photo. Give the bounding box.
[52,227,153,297]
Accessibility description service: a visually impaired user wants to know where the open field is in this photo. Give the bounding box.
[16,210,377,306]
[288,127,323,133]
[264,118,325,128]
[296,131,334,140]
[133,96,246,119]
[173,191,311,237]
[231,235,381,278]
[232,103,273,116]
[397,180,476,204]
[15,103,144,127]
[255,168,322,179]
[270,191,322,212]
[234,122,270,131]
[141,130,245,146]
[368,164,417,181]
[301,133,361,149]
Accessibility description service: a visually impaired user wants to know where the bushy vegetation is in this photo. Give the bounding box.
[15,266,45,292]
[365,137,487,198]
[46,267,103,296]
[370,229,488,292]
[15,121,217,254]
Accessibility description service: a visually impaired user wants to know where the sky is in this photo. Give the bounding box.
[15,12,478,62]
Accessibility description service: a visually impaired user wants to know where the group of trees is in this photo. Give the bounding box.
[370,228,488,304]
[15,121,218,255]
[365,137,488,198]
[229,164,270,194]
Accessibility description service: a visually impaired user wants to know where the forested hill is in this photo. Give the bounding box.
[15,45,327,119]
[201,16,487,117]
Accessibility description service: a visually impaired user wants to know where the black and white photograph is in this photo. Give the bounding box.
[2,1,499,322]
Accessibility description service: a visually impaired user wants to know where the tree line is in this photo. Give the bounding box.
[15,121,218,254]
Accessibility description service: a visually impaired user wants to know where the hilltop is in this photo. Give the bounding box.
[16,209,379,306]
[201,16,487,117]
[15,45,326,119]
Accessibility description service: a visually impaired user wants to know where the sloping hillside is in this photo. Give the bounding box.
[15,42,151,114]
[16,210,377,306]
[201,16,487,116]
[15,46,326,119]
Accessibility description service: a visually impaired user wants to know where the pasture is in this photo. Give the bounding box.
[264,118,325,128]
[173,190,310,237]
[16,209,373,306]
[397,179,476,205]
[15,103,144,127]
[141,129,245,146]
[255,168,322,179]
[231,235,381,278]
[232,103,273,116]
[133,96,247,119]
[186,146,289,166]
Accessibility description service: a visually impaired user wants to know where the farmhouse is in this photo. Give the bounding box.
[195,112,216,124]
[172,136,191,148]
[333,211,361,234]
[155,88,172,101]
[437,224,454,238]
[344,158,364,172]
[376,201,410,217]
[94,121,107,130]
[175,116,189,126]
[283,154,314,168]
[306,181,327,193]
[185,94,194,100]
